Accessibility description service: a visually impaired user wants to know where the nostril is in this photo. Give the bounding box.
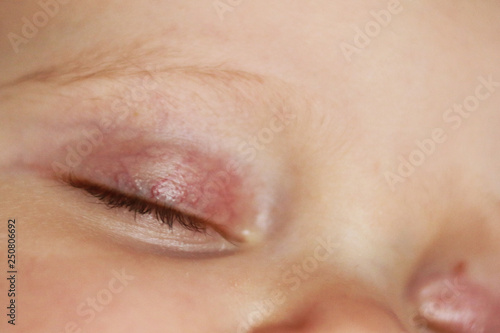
[412,265,500,333]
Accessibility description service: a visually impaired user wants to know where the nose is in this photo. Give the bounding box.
[248,295,409,333]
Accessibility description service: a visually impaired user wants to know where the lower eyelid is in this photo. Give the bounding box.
[63,177,239,256]
[86,203,238,258]
[104,218,238,258]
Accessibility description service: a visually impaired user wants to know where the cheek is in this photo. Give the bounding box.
[17,221,138,333]
[13,207,246,333]
[21,255,100,332]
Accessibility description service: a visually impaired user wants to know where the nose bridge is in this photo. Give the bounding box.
[247,145,415,332]
[241,208,412,332]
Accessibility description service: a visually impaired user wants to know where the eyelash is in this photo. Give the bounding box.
[65,176,208,233]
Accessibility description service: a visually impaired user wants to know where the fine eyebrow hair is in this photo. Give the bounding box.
[1,39,316,142]
[3,40,270,90]
[1,40,305,122]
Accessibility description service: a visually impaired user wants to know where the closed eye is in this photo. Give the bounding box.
[64,175,209,233]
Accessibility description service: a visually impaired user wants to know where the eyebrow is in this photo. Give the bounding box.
[0,41,301,124]
[2,41,269,90]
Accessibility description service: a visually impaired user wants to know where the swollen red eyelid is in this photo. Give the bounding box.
[29,124,267,243]
[149,170,238,222]
[73,145,261,242]
[147,162,243,225]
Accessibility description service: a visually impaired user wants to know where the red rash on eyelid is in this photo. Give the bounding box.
[25,117,260,239]
[75,143,254,234]
[148,157,245,226]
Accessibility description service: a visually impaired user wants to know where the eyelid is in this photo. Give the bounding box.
[51,139,269,245]
[63,175,240,243]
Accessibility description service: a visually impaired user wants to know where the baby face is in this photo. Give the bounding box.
[0,1,500,332]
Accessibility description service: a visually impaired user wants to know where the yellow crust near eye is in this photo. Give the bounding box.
[240,228,265,245]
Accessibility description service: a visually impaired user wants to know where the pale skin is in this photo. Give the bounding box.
[1,1,500,332]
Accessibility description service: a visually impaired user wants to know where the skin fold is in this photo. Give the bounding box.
[0,1,499,332]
